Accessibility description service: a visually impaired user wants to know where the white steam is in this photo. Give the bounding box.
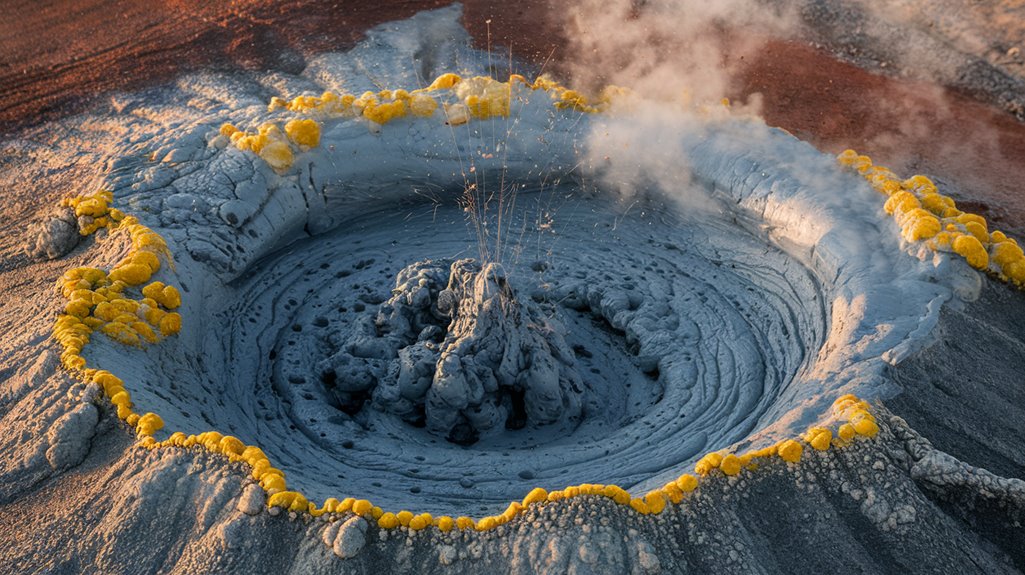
[563,0,799,105]
[564,0,801,209]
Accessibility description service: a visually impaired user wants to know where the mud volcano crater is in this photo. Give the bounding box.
[65,16,936,514]
[180,182,828,514]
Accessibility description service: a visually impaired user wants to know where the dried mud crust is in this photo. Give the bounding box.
[887,280,1025,481]
[0,398,1022,574]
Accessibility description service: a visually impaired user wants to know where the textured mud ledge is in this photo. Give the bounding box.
[1,5,1024,575]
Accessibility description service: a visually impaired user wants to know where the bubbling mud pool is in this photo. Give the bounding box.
[129,188,830,515]
[50,5,976,525]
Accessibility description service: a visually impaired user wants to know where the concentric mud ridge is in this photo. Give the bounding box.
[172,186,832,514]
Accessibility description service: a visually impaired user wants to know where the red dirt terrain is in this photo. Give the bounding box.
[731,39,1025,233]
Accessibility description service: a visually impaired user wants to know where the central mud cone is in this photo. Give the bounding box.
[319,258,585,444]
[428,260,584,440]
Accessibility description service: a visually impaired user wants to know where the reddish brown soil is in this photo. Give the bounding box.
[730,39,1025,232]
[1,1,1022,229]
[0,0,563,132]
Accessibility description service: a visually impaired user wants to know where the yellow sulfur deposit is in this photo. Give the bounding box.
[223,122,304,171]
[522,487,548,506]
[850,412,880,437]
[777,439,803,463]
[141,282,181,309]
[136,413,164,436]
[992,240,1024,268]
[884,191,920,216]
[629,498,651,515]
[378,512,400,529]
[719,454,743,476]
[284,118,320,148]
[839,149,1025,288]
[51,189,194,497]
[643,491,667,514]
[804,427,833,451]
[259,141,294,171]
[675,474,699,493]
[952,235,989,269]
[260,474,286,493]
[694,452,724,475]
[423,73,461,91]
[268,491,309,513]
[159,313,182,337]
[661,482,684,504]
[238,72,629,173]
[130,250,161,274]
[410,513,433,530]
[108,263,152,286]
[899,210,941,242]
[230,73,634,177]
[501,503,522,523]
[366,100,408,125]
[219,435,246,456]
[454,76,512,119]
[351,499,373,517]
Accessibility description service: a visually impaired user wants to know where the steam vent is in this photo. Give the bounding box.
[2,2,1025,574]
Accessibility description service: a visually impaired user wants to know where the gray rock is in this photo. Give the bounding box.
[27,206,80,259]
[236,483,265,516]
[332,516,368,559]
[45,402,98,470]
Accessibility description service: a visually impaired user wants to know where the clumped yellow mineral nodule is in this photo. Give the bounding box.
[378,512,400,529]
[522,487,548,507]
[719,454,742,476]
[676,474,699,493]
[424,73,461,91]
[351,499,374,517]
[839,149,1024,289]
[952,234,989,269]
[436,516,455,532]
[136,412,164,436]
[804,427,832,451]
[694,451,724,475]
[284,118,321,148]
[643,491,667,514]
[777,439,803,463]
